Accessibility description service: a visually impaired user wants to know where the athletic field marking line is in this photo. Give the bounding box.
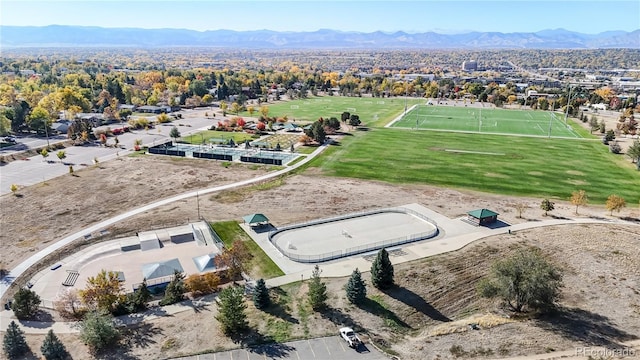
[444,149,506,155]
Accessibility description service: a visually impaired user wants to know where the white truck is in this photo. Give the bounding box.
[339,327,362,348]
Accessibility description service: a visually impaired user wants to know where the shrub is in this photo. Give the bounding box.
[609,141,622,154]
[478,248,562,313]
[79,311,119,353]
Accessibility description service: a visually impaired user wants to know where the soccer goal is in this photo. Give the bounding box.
[347,107,357,113]
[290,105,299,109]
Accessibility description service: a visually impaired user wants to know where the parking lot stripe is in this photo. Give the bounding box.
[308,340,316,358]
[323,338,332,356]
[337,337,347,352]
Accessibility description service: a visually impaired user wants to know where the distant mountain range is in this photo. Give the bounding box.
[1,26,638,49]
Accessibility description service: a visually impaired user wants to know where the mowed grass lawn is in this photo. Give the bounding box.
[181,130,256,144]
[314,129,640,204]
[211,221,284,279]
[393,105,582,138]
[254,96,424,126]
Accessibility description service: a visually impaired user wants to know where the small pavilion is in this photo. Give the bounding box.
[466,209,499,226]
[243,213,270,227]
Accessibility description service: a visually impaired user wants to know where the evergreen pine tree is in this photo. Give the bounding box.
[160,271,185,306]
[252,279,270,310]
[371,248,394,290]
[133,278,152,311]
[215,286,247,335]
[308,265,328,311]
[3,321,29,359]
[11,287,41,319]
[345,268,367,305]
[41,329,68,360]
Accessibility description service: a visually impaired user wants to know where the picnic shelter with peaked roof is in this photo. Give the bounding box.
[466,208,499,226]
[243,213,270,227]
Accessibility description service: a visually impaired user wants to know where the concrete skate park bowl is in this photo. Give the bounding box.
[268,208,438,263]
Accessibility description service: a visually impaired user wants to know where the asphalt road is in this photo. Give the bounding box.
[170,336,389,360]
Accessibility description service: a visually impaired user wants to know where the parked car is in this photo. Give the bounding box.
[3,136,17,143]
[339,327,362,348]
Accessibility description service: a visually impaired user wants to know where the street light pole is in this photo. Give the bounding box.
[44,119,50,148]
[196,191,200,219]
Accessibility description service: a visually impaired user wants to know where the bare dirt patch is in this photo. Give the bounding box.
[14,223,640,360]
[2,152,640,360]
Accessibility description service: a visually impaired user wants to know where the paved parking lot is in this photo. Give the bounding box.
[171,336,389,360]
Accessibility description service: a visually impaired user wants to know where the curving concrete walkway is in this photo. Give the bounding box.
[1,214,635,335]
[0,142,329,301]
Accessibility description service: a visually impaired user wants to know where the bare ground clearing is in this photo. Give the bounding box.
[10,223,640,360]
[1,151,639,360]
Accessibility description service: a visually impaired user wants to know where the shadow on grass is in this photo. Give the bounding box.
[183,298,211,314]
[357,298,412,330]
[264,288,299,324]
[229,326,294,351]
[121,321,163,349]
[384,286,451,323]
[320,305,364,331]
[535,307,637,348]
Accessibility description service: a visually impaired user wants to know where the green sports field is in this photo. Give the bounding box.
[312,128,639,204]
[392,105,582,138]
[252,96,423,127]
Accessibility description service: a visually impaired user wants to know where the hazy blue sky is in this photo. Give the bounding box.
[2,0,638,34]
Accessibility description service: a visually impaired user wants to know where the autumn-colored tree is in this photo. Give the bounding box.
[79,270,125,314]
[605,195,626,216]
[514,203,528,219]
[256,121,266,132]
[40,148,49,161]
[247,106,255,116]
[570,190,588,215]
[10,184,18,196]
[219,101,228,115]
[185,274,211,295]
[27,106,50,133]
[236,117,246,127]
[215,240,251,281]
[99,133,107,146]
[54,289,85,320]
[259,105,269,118]
[231,102,242,115]
[594,86,615,103]
[56,150,66,163]
[203,272,221,291]
[296,134,311,145]
[156,113,171,123]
